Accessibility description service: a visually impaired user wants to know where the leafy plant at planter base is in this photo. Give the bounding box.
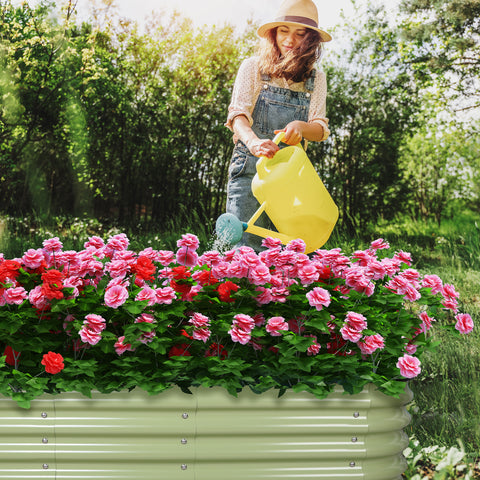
[403,437,479,479]
[0,233,474,408]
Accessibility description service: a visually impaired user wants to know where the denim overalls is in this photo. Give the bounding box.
[226,70,316,251]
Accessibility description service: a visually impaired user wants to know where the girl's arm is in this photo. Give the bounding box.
[232,115,280,158]
[278,120,325,145]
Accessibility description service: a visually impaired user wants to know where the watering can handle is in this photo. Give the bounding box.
[272,131,285,145]
[256,131,301,177]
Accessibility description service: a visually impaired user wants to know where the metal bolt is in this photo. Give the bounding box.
[41,412,48,418]
[181,464,188,470]
[181,413,189,419]
[42,438,48,444]
[181,438,187,444]
[350,461,356,467]
[353,412,360,418]
[351,436,358,443]
[42,464,49,469]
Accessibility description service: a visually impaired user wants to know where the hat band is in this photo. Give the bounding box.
[275,15,318,29]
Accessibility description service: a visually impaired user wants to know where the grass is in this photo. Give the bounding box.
[1,210,480,467]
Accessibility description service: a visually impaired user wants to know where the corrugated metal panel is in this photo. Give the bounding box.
[0,384,412,479]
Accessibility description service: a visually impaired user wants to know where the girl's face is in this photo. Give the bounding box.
[275,25,308,55]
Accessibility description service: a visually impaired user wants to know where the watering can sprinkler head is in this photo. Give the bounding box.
[215,213,248,246]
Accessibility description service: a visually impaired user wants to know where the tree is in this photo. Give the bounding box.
[309,3,422,234]
[399,0,480,112]
[399,116,480,224]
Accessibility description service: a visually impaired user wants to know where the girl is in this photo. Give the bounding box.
[225,0,331,251]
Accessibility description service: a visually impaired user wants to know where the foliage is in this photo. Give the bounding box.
[0,232,474,408]
[399,0,480,113]
[313,3,423,233]
[0,0,254,226]
[398,117,480,225]
[403,437,480,479]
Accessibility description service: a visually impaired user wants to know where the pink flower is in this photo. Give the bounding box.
[455,313,474,334]
[106,233,129,252]
[255,287,273,305]
[114,336,133,355]
[418,311,435,334]
[404,284,421,302]
[370,238,390,250]
[394,251,412,266]
[135,313,155,324]
[248,264,271,285]
[192,328,211,343]
[298,264,319,285]
[105,259,130,278]
[306,335,321,355]
[405,343,417,354]
[286,238,306,253]
[239,251,261,269]
[104,285,129,308]
[442,283,459,299]
[261,237,282,249]
[79,326,101,345]
[228,325,251,345]
[266,316,289,336]
[340,325,363,343]
[28,285,49,309]
[84,236,105,250]
[232,314,255,331]
[42,237,63,253]
[84,314,106,333]
[176,247,199,267]
[4,286,28,305]
[306,287,331,310]
[345,311,367,331]
[396,354,421,378]
[22,248,45,269]
[176,233,200,249]
[252,313,266,327]
[156,250,175,266]
[189,313,210,328]
[421,274,443,294]
[135,286,156,306]
[442,297,458,312]
[366,260,387,280]
[358,334,385,355]
[155,287,176,304]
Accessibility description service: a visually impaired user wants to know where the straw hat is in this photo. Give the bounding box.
[257,0,332,42]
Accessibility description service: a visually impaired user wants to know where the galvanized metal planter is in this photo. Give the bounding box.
[0,384,412,479]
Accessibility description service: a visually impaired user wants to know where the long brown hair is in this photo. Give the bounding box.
[257,27,322,83]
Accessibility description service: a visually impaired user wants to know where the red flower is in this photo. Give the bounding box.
[168,344,192,357]
[216,281,239,303]
[317,265,332,281]
[41,269,64,300]
[3,345,21,366]
[170,280,192,296]
[41,351,65,374]
[171,266,191,280]
[133,255,156,281]
[41,269,63,286]
[193,269,218,286]
[0,260,21,284]
[205,343,228,360]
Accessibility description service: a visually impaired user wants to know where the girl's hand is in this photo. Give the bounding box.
[247,138,280,158]
[275,121,303,145]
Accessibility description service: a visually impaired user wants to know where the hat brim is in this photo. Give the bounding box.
[257,22,332,42]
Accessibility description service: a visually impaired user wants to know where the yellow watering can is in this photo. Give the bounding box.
[216,132,338,254]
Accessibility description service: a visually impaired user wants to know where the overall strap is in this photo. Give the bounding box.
[305,69,316,92]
